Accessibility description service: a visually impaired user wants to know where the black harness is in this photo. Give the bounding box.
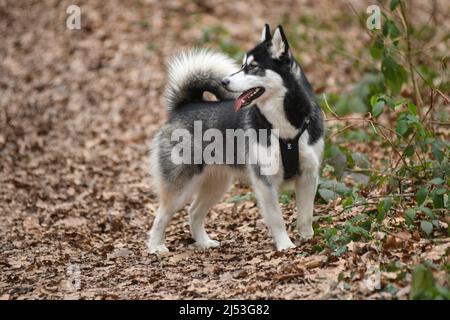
[279,118,310,180]
[252,108,310,180]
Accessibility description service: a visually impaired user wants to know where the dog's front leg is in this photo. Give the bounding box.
[295,146,320,240]
[251,175,295,251]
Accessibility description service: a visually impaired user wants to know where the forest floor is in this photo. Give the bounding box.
[0,0,448,299]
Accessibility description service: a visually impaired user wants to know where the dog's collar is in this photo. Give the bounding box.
[279,117,310,180]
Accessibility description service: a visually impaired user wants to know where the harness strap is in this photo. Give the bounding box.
[279,118,309,180]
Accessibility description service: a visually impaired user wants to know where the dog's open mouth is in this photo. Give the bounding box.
[234,87,265,111]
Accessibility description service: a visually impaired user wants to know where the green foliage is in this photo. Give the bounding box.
[319,2,449,293]
[381,54,408,94]
[377,197,393,222]
[227,192,255,203]
[199,25,244,60]
[318,214,372,256]
[420,220,433,236]
[318,179,352,203]
[279,189,295,205]
[319,73,385,115]
[390,0,401,11]
[410,264,450,300]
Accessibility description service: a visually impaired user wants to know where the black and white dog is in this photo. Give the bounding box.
[148,25,324,253]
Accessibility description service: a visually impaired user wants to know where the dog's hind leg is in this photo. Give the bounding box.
[189,172,231,249]
[148,187,190,253]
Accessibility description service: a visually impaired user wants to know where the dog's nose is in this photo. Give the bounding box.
[221,78,230,86]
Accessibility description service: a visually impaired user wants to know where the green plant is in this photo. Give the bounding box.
[321,0,449,243]
[410,264,450,300]
[199,25,244,60]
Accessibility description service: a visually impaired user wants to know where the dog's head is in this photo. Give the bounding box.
[222,24,296,111]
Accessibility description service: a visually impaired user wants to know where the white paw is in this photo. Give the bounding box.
[276,239,296,251]
[298,226,314,240]
[148,243,169,254]
[194,239,220,250]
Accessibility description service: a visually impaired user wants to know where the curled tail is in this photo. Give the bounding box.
[165,48,239,110]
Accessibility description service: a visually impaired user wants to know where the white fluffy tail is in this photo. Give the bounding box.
[165,49,239,110]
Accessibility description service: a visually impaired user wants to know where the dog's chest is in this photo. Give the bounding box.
[247,106,309,180]
[250,134,309,181]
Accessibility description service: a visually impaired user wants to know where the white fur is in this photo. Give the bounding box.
[148,165,236,253]
[249,133,283,180]
[256,71,299,139]
[271,28,286,59]
[166,49,238,108]
[250,171,295,251]
[148,132,162,195]
[226,69,298,139]
[296,134,324,239]
[188,169,232,249]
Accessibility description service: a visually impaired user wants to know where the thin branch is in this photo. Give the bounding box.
[399,1,424,114]
[383,229,417,243]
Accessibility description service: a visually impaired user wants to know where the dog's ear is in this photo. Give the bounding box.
[270,25,290,59]
[260,23,271,42]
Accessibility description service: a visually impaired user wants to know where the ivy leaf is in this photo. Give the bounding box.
[410,264,435,300]
[431,140,444,162]
[351,152,370,169]
[420,220,433,236]
[382,55,407,94]
[372,100,385,118]
[405,208,416,225]
[371,93,395,109]
[416,187,428,206]
[370,36,384,60]
[324,145,347,178]
[390,0,401,11]
[404,145,414,157]
[377,197,393,222]
[431,189,444,209]
[382,20,400,40]
[430,177,444,185]
[420,207,435,220]
[407,101,418,115]
[318,189,337,203]
[396,119,409,136]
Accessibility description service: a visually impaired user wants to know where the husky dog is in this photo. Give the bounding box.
[148,24,324,253]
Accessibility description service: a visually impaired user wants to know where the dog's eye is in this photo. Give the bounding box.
[247,63,258,71]
[243,63,258,73]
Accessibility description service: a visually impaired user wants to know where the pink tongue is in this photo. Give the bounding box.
[234,90,252,112]
[234,99,243,112]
